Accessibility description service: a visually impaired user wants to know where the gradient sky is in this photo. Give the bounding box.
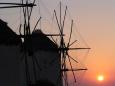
[0,0,115,86]
[67,0,115,86]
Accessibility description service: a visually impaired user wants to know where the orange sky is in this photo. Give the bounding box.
[72,0,115,85]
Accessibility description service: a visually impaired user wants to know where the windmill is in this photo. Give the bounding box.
[0,0,90,86]
[51,2,90,86]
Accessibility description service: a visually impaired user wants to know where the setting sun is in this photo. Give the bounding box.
[97,75,104,82]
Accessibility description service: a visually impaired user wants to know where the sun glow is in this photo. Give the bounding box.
[97,75,104,82]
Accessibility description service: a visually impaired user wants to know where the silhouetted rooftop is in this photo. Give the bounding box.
[30,30,58,52]
[0,19,22,45]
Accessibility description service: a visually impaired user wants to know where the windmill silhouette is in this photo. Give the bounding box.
[0,0,90,86]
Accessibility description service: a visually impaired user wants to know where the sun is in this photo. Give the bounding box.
[97,75,104,82]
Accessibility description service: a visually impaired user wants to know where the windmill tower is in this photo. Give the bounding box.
[0,19,22,86]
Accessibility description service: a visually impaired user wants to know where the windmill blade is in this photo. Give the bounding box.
[29,0,36,20]
[67,20,73,47]
[22,0,26,21]
[0,3,23,5]
[62,60,69,86]
[59,2,62,32]
[67,55,77,82]
[63,71,69,86]
[33,16,42,31]
[65,71,69,86]
[68,47,91,50]
[50,36,59,46]
[0,3,35,6]
[61,68,88,71]
[26,0,29,19]
[58,47,90,51]
[62,6,67,29]
[19,24,22,35]
[0,5,31,9]
[62,72,67,86]
[61,51,66,69]
[68,40,77,47]
[67,54,78,63]
[54,10,61,33]
[0,3,36,9]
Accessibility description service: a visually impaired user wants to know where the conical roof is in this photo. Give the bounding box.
[0,19,22,45]
[31,30,58,52]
